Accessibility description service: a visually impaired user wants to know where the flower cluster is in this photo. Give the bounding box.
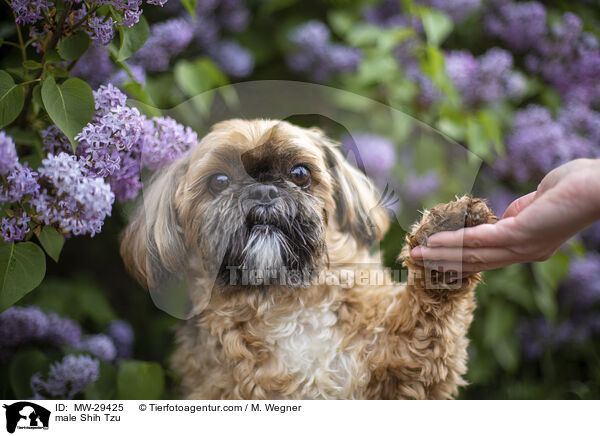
[31,355,100,399]
[485,1,600,105]
[493,105,599,182]
[445,48,525,107]
[341,132,396,188]
[0,306,82,349]
[22,0,170,55]
[287,21,362,82]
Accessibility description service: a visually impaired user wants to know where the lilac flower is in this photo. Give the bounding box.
[132,18,193,72]
[1,164,40,203]
[0,306,50,347]
[0,131,18,175]
[42,125,72,156]
[210,40,254,78]
[147,0,168,5]
[484,1,547,52]
[445,48,521,106]
[141,117,198,171]
[78,334,117,361]
[402,171,441,203]
[558,104,600,153]
[566,254,600,309]
[123,8,142,27]
[31,355,99,399]
[45,313,82,348]
[93,84,128,117]
[77,106,144,177]
[71,45,115,88]
[218,0,250,32]
[494,105,592,182]
[0,211,31,243]
[363,0,419,29]
[11,0,53,24]
[107,320,134,358]
[341,133,396,188]
[108,64,147,86]
[87,16,116,46]
[419,0,481,22]
[287,21,362,81]
[34,153,115,237]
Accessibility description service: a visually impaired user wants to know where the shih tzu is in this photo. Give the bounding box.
[120,119,497,399]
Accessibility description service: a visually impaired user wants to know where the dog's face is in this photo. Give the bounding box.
[121,119,388,294]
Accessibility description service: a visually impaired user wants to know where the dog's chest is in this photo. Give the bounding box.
[258,305,365,398]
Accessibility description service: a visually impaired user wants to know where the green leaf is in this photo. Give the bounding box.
[179,0,197,19]
[420,8,453,47]
[466,115,493,162]
[58,32,91,61]
[117,361,165,400]
[86,361,117,400]
[0,242,46,311]
[23,59,42,70]
[477,109,504,155]
[41,76,95,152]
[9,349,50,398]
[174,58,228,97]
[37,226,65,262]
[532,252,569,320]
[0,70,24,129]
[346,23,383,47]
[117,16,149,61]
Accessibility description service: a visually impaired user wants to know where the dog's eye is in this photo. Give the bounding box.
[208,174,230,194]
[290,165,311,188]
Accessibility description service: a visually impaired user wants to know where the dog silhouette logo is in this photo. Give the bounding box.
[3,402,51,433]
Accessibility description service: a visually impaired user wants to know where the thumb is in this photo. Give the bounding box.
[502,191,537,219]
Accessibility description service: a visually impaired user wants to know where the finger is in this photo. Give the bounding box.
[426,220,515,248]
[502,191,537,219]
[411,246,522,265]
[418,259,517,273]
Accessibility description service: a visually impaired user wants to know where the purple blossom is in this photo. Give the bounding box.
[218,0,250,32]
[93,84,128,117]
[419,0,481,22]
[45,313,82,348]
[0,131,19,175]
[494,105,592,182]
[445,48,521,106]
[363,0,419,29]
[107,320,134,358]
[147,0,168,5]
[210,40,254,78]
[33,153,115,237]
[0,211,31,243]
[582,221,600,250]
[87,16,116,46]
[0,306,50,347]
[1,164,40,204]
[0,306,81,348]
[402,170,441,203]
[77,334,117,361]
[31,354,99,399]
[287,21,362,81]
[11,0,53,24]
[566,254,600,309]
[484,1,547,52]
[108,64,147,86]
[71,45,115,88]
[132,18,193,72]
[141,117,198,171]
[42,125,72,156]
[341,133,396,188]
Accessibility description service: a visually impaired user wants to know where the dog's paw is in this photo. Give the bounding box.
[403,195,498,288]
[406,195,498,250]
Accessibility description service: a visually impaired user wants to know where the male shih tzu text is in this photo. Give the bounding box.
[121,119,497,399]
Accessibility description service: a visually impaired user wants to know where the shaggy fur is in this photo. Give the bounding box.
[120,119,498,399]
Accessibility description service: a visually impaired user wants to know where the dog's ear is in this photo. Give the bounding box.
[120,157,189,289]
[310,128,389,247]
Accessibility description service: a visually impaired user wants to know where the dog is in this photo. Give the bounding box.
[120,119,498,399]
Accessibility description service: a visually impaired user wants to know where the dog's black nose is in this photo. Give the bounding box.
[248,184,278,205]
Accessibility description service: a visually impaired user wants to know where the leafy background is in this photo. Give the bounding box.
[1,0,600,399]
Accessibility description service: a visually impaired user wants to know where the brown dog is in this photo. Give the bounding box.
[121,119,497,399]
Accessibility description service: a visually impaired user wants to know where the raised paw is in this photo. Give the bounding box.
[402,195,498,288]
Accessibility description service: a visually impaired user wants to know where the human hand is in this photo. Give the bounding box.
[410,159,600,272]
